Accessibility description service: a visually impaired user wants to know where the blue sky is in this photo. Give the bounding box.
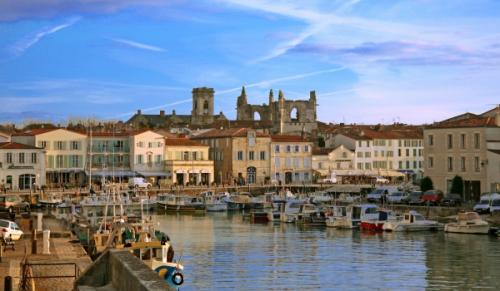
[1,0,499,125]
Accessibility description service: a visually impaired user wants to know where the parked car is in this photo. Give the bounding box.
[473,193,496,214]
[387,192,408,204]
[421,190,444,205]
[366,189,388,203]
[404,191,423,205]
[375,177,390,184]
[0,219,24,241]
[0,195,30,213]
[441,193,462,207]
[489,193,500,213]
[128,177,152,189]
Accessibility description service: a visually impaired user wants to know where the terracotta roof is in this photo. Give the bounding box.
[312,147,332,155]
[12,128,88,136]
[88,129,149,137]
[164,138,207,147]
[427,116,498,129]
[0,142,42,150]
[271,135,309,143]
[192,128,270,139]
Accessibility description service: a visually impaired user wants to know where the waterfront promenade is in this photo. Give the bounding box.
[0,216,91,291]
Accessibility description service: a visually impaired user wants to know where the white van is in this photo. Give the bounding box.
[489,193,500,213]
[473,193,500,214]
[366,186,399,203]
[128,177,152,189]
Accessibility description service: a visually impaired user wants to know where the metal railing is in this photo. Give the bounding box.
[19,260,80,291]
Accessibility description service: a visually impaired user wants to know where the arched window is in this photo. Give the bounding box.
[290,107,299,121]
[203,100,209,114]
[253,111,261,121]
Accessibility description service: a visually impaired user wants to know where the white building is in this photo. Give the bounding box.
[0,142,46,190]
[129,130,167,185]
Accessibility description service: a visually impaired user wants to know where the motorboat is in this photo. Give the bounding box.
[295,203,327,226]
[360,210,398,232]
[383,210,442,232]
[444,212,490,234]
[327,204,379,229]
[325,205,347,227]
[202,191,228,212]
[276,199,307,223]
[38,192,63,207]
[157,193,205,212]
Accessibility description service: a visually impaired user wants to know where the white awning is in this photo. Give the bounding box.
[85,170,136,177]
[137,171,170,177]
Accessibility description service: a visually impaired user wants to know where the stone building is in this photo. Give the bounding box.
[0,142,46,190]
[236,87,318,136]
[270,135,313,184]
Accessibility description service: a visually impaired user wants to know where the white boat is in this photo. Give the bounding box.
[326,204,379,229]
[295,203,327,226]
[444,212,490,234]
[202,191,228,212]
[383,210,442,232]
[277,199,306,223]
[38,192,63,207]
[157,193,205,212]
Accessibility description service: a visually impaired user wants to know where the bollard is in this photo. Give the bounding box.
[42,229,50,255]
[162,245,168,263]
[4,276,12,291]
[31,229,37,255]
[36,212,43,232]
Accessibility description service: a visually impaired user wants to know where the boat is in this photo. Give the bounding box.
[38,192,63,207]
[444,212,490,234]
[360,210,398,232]
[326,204,379,229]
[157,193,205,212]
[383,210,442,232]
[202,191,228,212]
[278,199,307,223]
[295,203,327,226]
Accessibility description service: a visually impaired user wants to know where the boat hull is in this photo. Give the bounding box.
[157,202,206,212]
[444,224,489,234]
[206,203,228,212]
[360,221,385,232]
[383,222,442,232]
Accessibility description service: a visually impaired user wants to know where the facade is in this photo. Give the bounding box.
[423,111,500,200]
[163,138,214,185]
[312,145,355,180]
[130,130,167,185]
[192,128,271,185]
[0,142,46,190]
[12,128,87,187]
[236,87,318,136]
[270,135,313,184]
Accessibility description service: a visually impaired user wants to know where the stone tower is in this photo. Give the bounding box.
[236,86,248,120]
[191,87,214,125]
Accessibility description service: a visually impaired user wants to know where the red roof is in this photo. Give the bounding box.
[164,138,207,147]
[192,128,270,139]
[0,142,42,150]
[12,128,87,136]
[427,116,498,129]
[271,135,309,143]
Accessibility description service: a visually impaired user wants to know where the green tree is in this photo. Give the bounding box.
[317,137,325,148]
[420,176,434,192]
[450,175,464,195]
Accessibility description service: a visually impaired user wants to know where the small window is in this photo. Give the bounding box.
[275,145,280,153]
[260,151,266,160]
[249,151,255,161]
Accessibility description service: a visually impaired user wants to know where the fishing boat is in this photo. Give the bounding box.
[202,191,228,212]
[383,210,442,232]
[157,193,205,212]
[444,212,490,234]
[360,210,398,232]
[326,204,379,229]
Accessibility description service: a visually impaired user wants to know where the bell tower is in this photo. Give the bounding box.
[191,87,214,125]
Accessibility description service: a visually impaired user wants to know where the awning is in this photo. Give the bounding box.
[397,170,415,174]
[85,170,137,177]
[47,169,85,173]
[137,171,170,177]
[375,170,405,177]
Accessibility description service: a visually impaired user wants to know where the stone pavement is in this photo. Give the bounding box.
[0,215,91,291]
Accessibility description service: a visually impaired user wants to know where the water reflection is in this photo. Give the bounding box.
[151,213,499,290]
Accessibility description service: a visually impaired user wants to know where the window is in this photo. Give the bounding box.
[428,135,434,146]
[192,152,198,161]
[474,133,480,149]
[413,161,417,169]
[31,153,37,164]
[357,152,363,158]
[275,145,280,153]
[295,145,300,152]
[285,158,291,167]
[387,151,393,157]
[413,149,417,157]
[366,141,370,147]
[275,157,280,167]
[183,151,189,161]
[148,142,153,148]
[237,151,244,161]
[460,157,466,171]
[418,161,422,168]
[389,161,393,169]
[428,157,434,168]
[304,145,309,152]
[304,172,310,181]
[365,152,371,158]
[406,161,410,169]
[70,141,80,150]
[318,162,323,169]
[294,172,300,181]
[374,151,378,157]
[406,149,410,157]
[474,157,480,172]
[39,141,48,149]
[260,151,266,160]
[56,155,64,168]
[294,158,300,167]
[6,153,12,164]
[56,141,65,150]
[399,140,402,147]
[398,149,401,157]
[447,134,453,149]
[365,163,371,170]
[460,134,466,149]
[156,155,162,164]
[447,157,453,171]
[357,163,363,170]
[249,151,255,161]
[399,161,402,169]
[304,158,311,167]
[19,153,24,164]
[358,141,362,147]
[137,155,143,164]
[286,146,291,153]
[342,152,348,158]
[70,155,80,168]
[137,142,144,148]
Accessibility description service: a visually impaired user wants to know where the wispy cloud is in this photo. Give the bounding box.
[109,38,166,52]
[9,17,80,58]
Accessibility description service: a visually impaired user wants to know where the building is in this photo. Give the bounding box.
[129,130,167,185]
[236,87,318,136]
[192,128,271,185]
[312,145,355,182]
[163,138,214,185]
[0,129,10,142]
[423,108,500,200]
[270,135,313,184]
[0,142,46,190]
[12,128,88,187]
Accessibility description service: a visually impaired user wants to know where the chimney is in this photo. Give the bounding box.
[137,109,142,115]
[160,110,165,117]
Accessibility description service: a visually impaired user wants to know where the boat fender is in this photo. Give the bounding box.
[171,272,184,286]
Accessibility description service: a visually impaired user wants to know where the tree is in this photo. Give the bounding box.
[317,137,325,148]
[450,175,464,195]
[420,176,434,192]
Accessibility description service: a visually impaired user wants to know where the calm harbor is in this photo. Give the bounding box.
[153,212,500,290]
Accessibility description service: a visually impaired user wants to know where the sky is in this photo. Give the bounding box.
[1,0,500,125]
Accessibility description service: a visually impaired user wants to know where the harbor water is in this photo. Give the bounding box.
[152,212,500,290]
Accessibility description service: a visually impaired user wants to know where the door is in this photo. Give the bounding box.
[19,174,35,190]
[176,173,184,185]
[285,172,293,184]
[247,167,256,184]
